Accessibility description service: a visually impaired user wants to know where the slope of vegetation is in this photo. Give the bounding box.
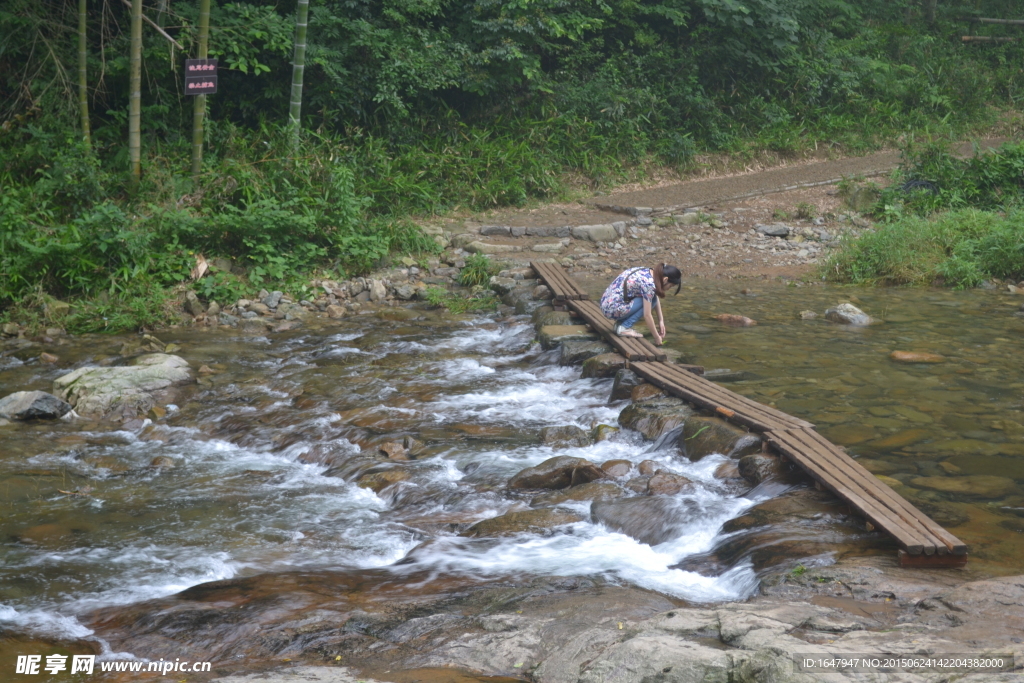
[2,0,1024,328]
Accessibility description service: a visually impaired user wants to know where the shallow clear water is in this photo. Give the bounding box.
[1,278,1022,651]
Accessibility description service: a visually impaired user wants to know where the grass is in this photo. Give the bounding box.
[422,286,499,314]
[824,209,1024,288]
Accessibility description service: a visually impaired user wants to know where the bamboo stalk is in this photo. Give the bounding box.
[128,0,142,187]
[288,0,309,155]
[965,17,1024,26]
[190,0,210,178]
[78,0,91,148]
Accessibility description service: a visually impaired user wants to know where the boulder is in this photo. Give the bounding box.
[714,461,741,479]
[560,340,613,365]
[395,284,417,301]
[638,460,659,476]
[489,276,518,295]
[532,243,564,253]
[799,310,818,320]
[738,453,784,485]
[532,285,552,300]
[263,291,284,309]
[53,354,193,419]
[379,441,409,460]
[466,508,583,537]
[600,459,632,478]
[591,497,697,545]
[539,425,591,448]
[249,302,270,315]
[369,280,387,303]
[679,417,759,461]
[538,325,598,350]
[825,302,876,326]
[647,471,694,495]
[535,310,573,328]
[530,482,625,507]
[508,456,605,490]
[755,223,790,237]
[479,225,511,237]
[325,305,345,319]
[609,368,644,401]
[183,291,205,317]
[890,351,946,363]
[571,224,619,242]
[581,353,625,379]
[618,398,693,440]
[0,391,72,420]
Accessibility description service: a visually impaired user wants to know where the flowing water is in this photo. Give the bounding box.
[1,278,1022,659]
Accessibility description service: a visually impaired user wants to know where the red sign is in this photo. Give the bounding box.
[185,59,218,95]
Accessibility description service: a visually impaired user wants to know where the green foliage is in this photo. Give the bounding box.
[458,254,497,287]
[422,286,498,314]
[795,202,817,220]
[824,209,1024,287]
[877,140,1024,218]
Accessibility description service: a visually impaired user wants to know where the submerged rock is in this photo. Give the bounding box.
[909,475,1018,499]
[890,350,946,364]
[600,459,632,478]
[508,456,605,490]
[357,469,411,493]
[0,391,72,420]
[825,302,876,326]
[539,425,592,448]
[591,497,697,545]
[467,508,584,537]
[53,354,192,419]
[713,314,757,327]
[592,424,620,442]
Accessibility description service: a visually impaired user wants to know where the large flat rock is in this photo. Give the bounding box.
[53,353,193,418]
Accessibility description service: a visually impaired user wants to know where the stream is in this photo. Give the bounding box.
[1,277,1022,663]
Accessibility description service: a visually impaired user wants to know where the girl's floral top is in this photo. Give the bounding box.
[601,267,656,319]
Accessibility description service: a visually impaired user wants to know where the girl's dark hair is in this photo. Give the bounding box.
[654,263,682,297]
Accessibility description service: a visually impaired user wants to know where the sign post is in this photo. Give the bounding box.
[185,58,218,96]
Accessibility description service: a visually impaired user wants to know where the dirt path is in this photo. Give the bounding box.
[426,138,1011,282]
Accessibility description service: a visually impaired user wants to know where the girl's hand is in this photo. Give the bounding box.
[658,321,667,338]
[653,333,663,346]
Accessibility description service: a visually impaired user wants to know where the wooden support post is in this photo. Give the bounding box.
[898,550,967,569]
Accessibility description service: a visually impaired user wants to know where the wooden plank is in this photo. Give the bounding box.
[630,362,780,432]
[535,262,587,300]
[787,428,957,554]
[779,428,947,555]
[531,262,571,298]
[766,430,933,555]
[647,362,811,430]
[795,429,967,556]
[898,550,967,569]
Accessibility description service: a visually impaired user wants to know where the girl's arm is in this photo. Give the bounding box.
[642,298,663,345]
[655,297,667,338]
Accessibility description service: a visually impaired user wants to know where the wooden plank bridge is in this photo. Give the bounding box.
[532,261,968,567]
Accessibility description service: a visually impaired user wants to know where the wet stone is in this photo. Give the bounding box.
[638,460,659,476]
[0,391,72,420]
[618,397,692,441]
[531,482,625,507]
[538,325,598,350]
[508,455,605,490]
[592,424,619,442]
[539,425,592,448]
[647,471,694,495]
[357,469,411,493]
[679,417,757,461]
[466,508,584,537]
[534,310,573,328]
[610,369,644,401]
[631,384,668,402]
[909,475,1018,499]
[601,459,632,478]
[825,303,876,326]
[738,453,783,485]
[890,350,946,364]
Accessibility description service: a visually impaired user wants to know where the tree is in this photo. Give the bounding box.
[78,0,91,148]
[288,0,309,155]
[128,0,143,186]
[190,0,210,178]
